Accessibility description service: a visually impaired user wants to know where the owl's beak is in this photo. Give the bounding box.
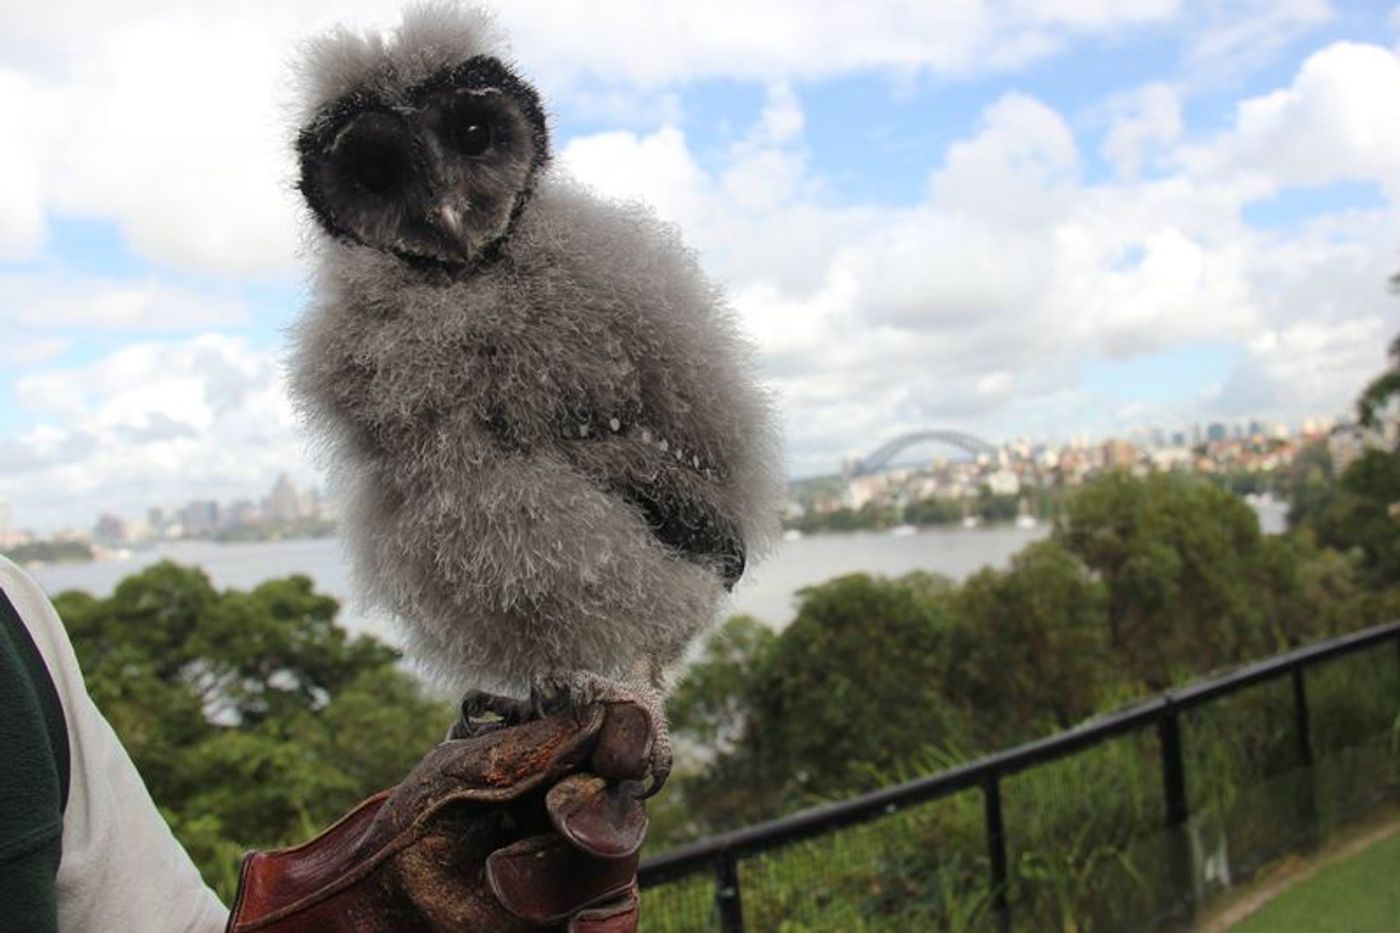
[437,203,466,242]
[431,197,478,261]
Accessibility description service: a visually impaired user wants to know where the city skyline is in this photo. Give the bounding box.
[1,409,1369,541]
[3,2,1400,532]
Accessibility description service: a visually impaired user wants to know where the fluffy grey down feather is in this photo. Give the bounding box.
[289,4,783,700]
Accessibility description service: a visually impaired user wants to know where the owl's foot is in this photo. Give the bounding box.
[449,689,535,739]
[530,671,672,797]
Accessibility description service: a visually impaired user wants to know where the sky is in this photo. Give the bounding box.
[2,0,1400,533]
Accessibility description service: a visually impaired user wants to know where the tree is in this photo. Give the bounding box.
[1060,472,1272,689]
[667,615,774,755]
[1356,328,1398,428]
[52,562,454,900]
[1305,449,1400,589]
[1283,441,1335,530]
[744,573,967,798]
[950,540,1113,742]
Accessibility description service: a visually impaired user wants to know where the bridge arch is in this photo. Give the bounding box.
[849,431,1000,477]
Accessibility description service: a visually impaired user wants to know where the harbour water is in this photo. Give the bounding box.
[29,523,1051,647]
[26,496,1288,648]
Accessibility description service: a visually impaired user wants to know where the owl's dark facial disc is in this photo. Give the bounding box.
[298,56,549,268]
[333,114,411,193]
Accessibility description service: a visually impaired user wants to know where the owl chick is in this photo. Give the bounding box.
[289,3,781,784]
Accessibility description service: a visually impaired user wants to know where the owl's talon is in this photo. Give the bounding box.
[529,672,672,791]
[452,689,533,739]
[639,745,673,798]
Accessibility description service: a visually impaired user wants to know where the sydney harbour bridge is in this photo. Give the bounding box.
[844,430,1003,478]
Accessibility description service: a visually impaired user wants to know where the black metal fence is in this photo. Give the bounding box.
[638,621,1400,931]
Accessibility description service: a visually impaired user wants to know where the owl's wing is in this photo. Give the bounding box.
[548,409,747,591]
[613,480,746,591]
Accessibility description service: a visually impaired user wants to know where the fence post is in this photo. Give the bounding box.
[982,773,1011,933]
[1157,705,1195,921]
[1292,663,1321,848]
[714,852,744,933]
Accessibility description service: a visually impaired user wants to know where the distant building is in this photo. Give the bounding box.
[844,474,889,509]
[264,473,303,523]
[93,513,129,545]
[1150,447,1193,470]
[985,468,1020,496]
[0,500,9,549]
[1103,439,1138,470]
[182,501,220,537]
[225,500,261,528]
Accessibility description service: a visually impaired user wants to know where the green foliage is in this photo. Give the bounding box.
[1283,441,1336,530]
[902,496,964,526]
[975,489,1019,523]
[667,615,774,753]
[1356,333,1400,428]
[653,445,1398,927]
[4,539,94,564]
[749,574,965,798]
[648,343,1400,927]
[788,502,901,534]
[949,540,1114,739]
[1059,471,1275,688]
[55,562,454,901]
[1304,449,1400,588]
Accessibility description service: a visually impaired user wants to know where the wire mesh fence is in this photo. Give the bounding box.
[639,622,1400,932]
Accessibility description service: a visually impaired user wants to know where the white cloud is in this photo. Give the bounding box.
[1101,83,1183,179]
[0,72,47,260]
[553,49,1400,475]
[3,7,1398,524]
[0,274,247,332]
[0,0,1196,278]
[1185,0,1334,81]
[1183,42,1400,200]
[501,0,1182,86]
[0,337,70,367]
[2,335,311,532]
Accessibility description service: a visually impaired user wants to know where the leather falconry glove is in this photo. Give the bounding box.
[225,701,652,932]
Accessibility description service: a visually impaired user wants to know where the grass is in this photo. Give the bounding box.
[1230,826,1400,932]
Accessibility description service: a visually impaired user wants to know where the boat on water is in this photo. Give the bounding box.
[1014,514,1038,530]
[960,515,982,529]
[889,524,917,537]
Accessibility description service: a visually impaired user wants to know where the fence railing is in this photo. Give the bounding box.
[638,620,1400,931]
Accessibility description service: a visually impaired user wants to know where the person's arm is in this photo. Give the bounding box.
[2,554,649,932]
[0,573,67,933]
[0,557,227,933]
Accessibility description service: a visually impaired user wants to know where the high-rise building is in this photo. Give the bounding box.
[1103,439,1138,469]
[226,500,260,528]
[181,501,220,537]
[263,473,302,523]
[93,513,129,545]
[0,500,9,549]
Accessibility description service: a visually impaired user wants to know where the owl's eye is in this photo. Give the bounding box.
[332,114,411,194]
[446,98,496,157]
